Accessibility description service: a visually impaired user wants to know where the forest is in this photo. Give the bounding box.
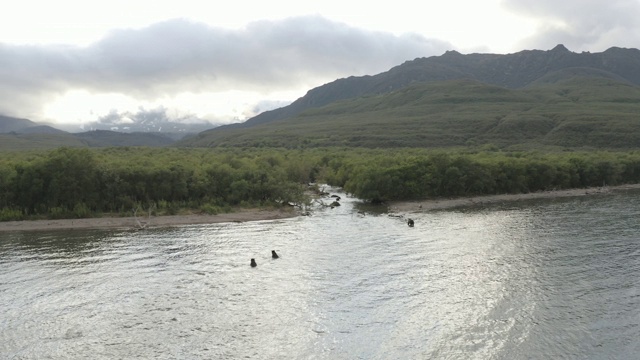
[1,146,640,221]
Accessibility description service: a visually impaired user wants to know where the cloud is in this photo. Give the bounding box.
[504,0,640,51]
[0,15,451,122]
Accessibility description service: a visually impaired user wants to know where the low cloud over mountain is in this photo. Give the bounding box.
[505,0,640,51]
[0,16,449,124]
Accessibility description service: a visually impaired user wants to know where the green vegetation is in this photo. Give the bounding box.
[5,74,640,221]
[0,133,88,151]
[0,147,311,221]
[181,78,640,150]
[0,130,178,151]
[1,146,639,221]
[320,148,640,203]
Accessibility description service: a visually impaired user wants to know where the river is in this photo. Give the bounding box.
[1,189,639,359]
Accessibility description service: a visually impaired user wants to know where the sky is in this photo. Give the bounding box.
[1,0,639,130]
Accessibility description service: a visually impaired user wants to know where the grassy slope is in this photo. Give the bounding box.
[182,77,640,150]
[0,131,176,151]
[0,134,88,151]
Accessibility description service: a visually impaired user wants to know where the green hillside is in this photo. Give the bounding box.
[207,45,640,133]
[74,130,175,147]
[0,133,89,151]
[0,129,177,151]
[180,76,640,150]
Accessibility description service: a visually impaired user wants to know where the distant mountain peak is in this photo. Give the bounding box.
[0,115,39,133]
[550,44,569,52]
[443,50,462,56]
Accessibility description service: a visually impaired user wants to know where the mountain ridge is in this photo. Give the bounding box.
[6,44,640,150]
[181,53,640,149]
[206,45,640,135]
[0,115,179,149]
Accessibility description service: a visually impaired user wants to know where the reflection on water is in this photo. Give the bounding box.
[1,190,640,359]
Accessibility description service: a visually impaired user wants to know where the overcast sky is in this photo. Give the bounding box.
[1,0,639,128]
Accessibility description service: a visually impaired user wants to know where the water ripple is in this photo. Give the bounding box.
[2,190,640,358]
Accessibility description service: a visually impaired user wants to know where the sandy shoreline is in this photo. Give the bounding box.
[389,183,640,213]
[0,208,298,233]
[3,184,640,232]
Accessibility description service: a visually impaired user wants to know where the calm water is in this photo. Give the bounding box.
[1,190,640,359]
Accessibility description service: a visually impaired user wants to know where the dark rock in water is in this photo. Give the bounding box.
[330,201,341,208]
[407,219,415,227]
[250,258,257,267]
[272,250,279,259]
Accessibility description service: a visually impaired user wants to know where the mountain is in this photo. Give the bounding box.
[6,45,640,151]
[180,45,640,149]
[74,130,175,147]
[77,108,219,137]
[180,76,640,149]
[0,115,40,133]
[208,45,640,130]
[0,115,178,150]
[0,109,218,150]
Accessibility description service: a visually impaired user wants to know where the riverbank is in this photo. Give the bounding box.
[389,183,640,213]
[4,184,640,232]
[0,208,298,232]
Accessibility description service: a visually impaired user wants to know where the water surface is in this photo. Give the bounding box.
[2,190,640,359]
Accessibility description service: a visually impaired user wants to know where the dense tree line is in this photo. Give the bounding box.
[0,147,311,220]
[1,147,640,220]
[324,150,640,202]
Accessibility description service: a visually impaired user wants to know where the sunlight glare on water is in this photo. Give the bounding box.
[1,190,640,359]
